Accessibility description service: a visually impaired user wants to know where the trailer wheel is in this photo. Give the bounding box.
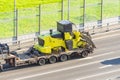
[60,54,68,62]
[81,51,88,58]
[49,56,57,64]
[38,58,46,66]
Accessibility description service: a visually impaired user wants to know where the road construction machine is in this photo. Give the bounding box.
[0,20,95,71]
[29,20,96,65]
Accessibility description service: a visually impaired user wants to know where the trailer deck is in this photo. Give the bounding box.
[0,47,89,71]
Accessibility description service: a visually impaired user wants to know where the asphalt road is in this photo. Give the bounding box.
[0,29,120,80]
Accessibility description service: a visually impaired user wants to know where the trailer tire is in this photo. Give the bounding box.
[81,51,88,58]
[60,54,68,62]
[49,56,57,64]
[38,58,46,66]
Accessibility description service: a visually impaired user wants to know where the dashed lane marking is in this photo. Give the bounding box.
[93,33,120,40]
[99,65,113,69]
[75,68,120,80]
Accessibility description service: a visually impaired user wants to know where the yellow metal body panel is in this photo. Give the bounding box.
[64,32,72,40]
[34,30,87,54]
[34,34,67,54]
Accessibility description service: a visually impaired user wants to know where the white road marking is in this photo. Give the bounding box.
[79,57,93,60]
[14,56,119,80]
[99,65,112,69]
[79,52,114,61]
[96,44,120,52]
[91,52,113,58]
[93,33,120,40]
[0,51,116,78]
[75,68,120,80]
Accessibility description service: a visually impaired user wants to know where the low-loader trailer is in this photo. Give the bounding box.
[0,20,96,71]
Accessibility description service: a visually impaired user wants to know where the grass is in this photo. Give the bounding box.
[0,0,62,12]
[0,0,119,38]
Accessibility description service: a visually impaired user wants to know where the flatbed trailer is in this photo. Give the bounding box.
[0,47,91,71]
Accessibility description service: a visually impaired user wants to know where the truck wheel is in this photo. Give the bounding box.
[60,54,68,62]
[49,56,57,64]
[81,51,88,58]
[38,58,46,66]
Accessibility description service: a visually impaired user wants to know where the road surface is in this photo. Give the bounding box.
[0,29,120,80]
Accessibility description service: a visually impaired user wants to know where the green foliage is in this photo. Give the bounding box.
[0,0,119,38]
[0,0,63,12]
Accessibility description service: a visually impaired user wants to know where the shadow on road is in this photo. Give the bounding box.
[101,58,120,65]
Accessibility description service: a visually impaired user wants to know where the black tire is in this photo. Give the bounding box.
[81,51,88,58]
[49,56,57,64]
[60,54,68,62]
[38,58,46,66]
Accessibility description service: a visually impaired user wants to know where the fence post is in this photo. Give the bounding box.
[16,9,18,40]
[13,9,18,44]
[106,23,109,32]
[98,0,103,27]
[67,0,70,20]
[18,41,21,50]
[13,0,18,44]
[83,0,86,30]
[38,4,41,35]
[92,26,95,35]
[61,0,64,20]
[101,0,103,22]
[36,4,42,36]
[13,0,16,38]
[118,16,120,23]
[119,0,120,23]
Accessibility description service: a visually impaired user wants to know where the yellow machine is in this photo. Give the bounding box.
[34,20,95,55]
